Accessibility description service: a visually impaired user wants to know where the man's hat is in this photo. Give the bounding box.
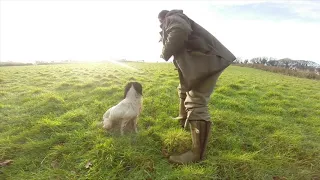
[158,10,169,19]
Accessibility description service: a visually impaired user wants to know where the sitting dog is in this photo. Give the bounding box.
[102,81,143,135]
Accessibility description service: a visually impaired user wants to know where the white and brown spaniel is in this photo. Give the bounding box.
[102,82,143,135]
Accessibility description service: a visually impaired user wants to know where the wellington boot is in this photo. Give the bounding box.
[168,120,211,164]
[199,121,212,160]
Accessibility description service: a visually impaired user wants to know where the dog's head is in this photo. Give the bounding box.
[124,81,143,98]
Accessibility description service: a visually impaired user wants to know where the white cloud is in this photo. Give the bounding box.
[288,1,320,20]
[209,0,268,6]
[226,20,320,61]
[0,0,319,63]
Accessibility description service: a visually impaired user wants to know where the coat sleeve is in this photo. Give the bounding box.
[161,16,192,61]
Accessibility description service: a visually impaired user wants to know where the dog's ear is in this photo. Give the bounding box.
[124,82,133,98]
[132,82,142,96]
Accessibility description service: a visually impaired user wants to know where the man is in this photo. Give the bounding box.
[158,9,236,164]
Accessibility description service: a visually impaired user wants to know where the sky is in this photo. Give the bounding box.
[1,0,320,64]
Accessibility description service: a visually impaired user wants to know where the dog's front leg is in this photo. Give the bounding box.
[133,116,138,133]
[120,119,129,136]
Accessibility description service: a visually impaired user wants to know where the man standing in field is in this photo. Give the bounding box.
[158,9,236,164]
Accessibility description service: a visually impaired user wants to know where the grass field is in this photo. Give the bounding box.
[1,62,319,180]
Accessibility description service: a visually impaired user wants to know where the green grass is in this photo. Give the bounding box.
[1,62,319,180]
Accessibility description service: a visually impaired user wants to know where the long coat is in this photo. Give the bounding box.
[160,10,236,91]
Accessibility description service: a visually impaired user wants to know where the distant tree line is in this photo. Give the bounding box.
[0,60,75,67]
[233,57,320,80]
[0,62,34,66]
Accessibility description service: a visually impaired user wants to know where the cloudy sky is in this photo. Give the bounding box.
[1,0,320,63]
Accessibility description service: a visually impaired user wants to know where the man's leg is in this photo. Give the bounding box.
[169,70,223,164]
[173,60,188,128]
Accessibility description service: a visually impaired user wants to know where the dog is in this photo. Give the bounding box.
[102,82,143,135]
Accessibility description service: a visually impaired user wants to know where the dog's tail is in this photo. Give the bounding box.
[103,109,110,120]
[102,118,112,129]
[102,109,112,129]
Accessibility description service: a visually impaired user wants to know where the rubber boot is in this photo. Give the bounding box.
[172,98,187,128]
[168,120,211,164]
[199,121,212,160]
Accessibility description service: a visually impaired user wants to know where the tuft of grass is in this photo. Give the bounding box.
[56,82,75,90]
[263,91,284,100]
[228,83,242,90]
[161,128,192,157]
[0,62,319,179]
[60,108,87,123]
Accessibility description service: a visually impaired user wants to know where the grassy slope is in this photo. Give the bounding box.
[0,62,319,180]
